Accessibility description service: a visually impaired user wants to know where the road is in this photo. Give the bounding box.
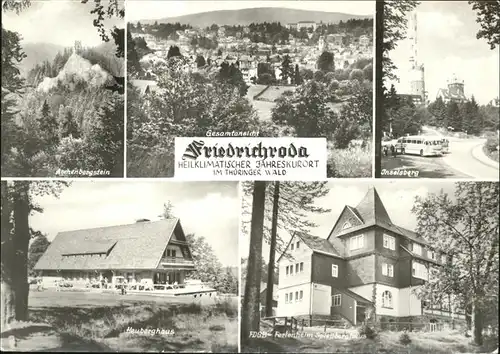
[441,139,499,179]
[381,138,499,179]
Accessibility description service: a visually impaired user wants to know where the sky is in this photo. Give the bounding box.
[2,0,125,47]
[240,180,458,261]
[387,1,500,105]
[30,181,240,267]
[126,1,374,22]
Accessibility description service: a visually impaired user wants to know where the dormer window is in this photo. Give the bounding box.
[413,243,422,255]
[342,221,352,230]
[291,243,294,251]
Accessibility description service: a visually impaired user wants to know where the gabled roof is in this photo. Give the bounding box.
[339,289,373,304]
[34,218,182,271]
[277,231,342,263]
[299,233,342,257]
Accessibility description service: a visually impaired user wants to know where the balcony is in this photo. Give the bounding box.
[160,257,195,267]
[423,308,466,320]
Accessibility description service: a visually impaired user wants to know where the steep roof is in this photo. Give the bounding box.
[328,187,428,246]
[298,232,342,257]
[354,187,393,225]
[34,218,181,271]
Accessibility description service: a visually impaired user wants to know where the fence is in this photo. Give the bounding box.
[379,321,445,332]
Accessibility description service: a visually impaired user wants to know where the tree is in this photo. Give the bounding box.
[128,66,260,177]
[185,233,224,288]
[217,48,223,56]
[382,1,420,83]
[1,181,68,328]
[446,101,461,132]
[334,81,373,147]
[58,107,79,139]
[241,181,266,342]
[349,68,364,82]
[167,45,182,59]
[427,97,447,128]
[280,55,293,84]
[1,27,26,174]
[195,55,206,68]
[412,182,499,346]
[294,64,301,85]
[265,181,280,317]
[469,1,500,49]
[317,51,335,72]
[28,234,50,276]
[159,201,175,219]
[271,80,336,137]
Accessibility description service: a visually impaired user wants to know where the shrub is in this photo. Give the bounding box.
[485,135,499,152]
[399,332,411,345]
[358,324,378,340]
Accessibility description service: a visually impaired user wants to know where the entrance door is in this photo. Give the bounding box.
[356,305,366,324]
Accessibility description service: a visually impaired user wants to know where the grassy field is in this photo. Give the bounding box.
[242,329,498,353]
[327,141,373,178]
[2,290,238,352]
[256,86,295,102]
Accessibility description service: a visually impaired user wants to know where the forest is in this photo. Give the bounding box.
[2,17,125,177]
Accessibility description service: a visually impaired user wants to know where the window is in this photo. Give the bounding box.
[342,221,352,230]
[428,250,435,260]
[349,235,364,250]
[290,265,294,275]
[412,261,428,280]
[383,234,396,250]
[382,263,394,277]
[286,266,289,276]
[166,249,171,257]
[295,264,299,273]
[285,293,288,303]
[413,243,422,255]
[299,290,303,301]
[382,291,393,308]
[296,241,300,249]
[332,294,341,307]
[290,292,293,301]
[441,254,447,264]
[295,291,299,302]
[331,264,338,278]
[300,262,304,272]
[291,243,294,251]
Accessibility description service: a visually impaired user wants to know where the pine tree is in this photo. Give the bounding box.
[38,100,59,146]
[280,55,292,84]
[294,64,301,85]
[446,101,461,131]
[58,108,80,139]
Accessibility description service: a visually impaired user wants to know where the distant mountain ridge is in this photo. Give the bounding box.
[136,7,372,27]
[20,41,121,78]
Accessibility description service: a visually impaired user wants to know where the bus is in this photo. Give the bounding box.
[397,136,443,156]
[441,138,450,153]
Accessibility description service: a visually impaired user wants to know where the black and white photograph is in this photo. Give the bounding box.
[1,1,125,178]
[240,180,499,353]
[0,181,239,352]
[377,1,499,179]
[126,1,374,178]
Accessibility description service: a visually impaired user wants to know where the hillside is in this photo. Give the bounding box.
[136,7,372,27]
[20,42,67,77]
[37,53,115,92]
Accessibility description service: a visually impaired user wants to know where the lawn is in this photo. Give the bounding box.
[1,290,238,352]
[256,86,295,102]
[242,329,498,353]
[327,141,373,178]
